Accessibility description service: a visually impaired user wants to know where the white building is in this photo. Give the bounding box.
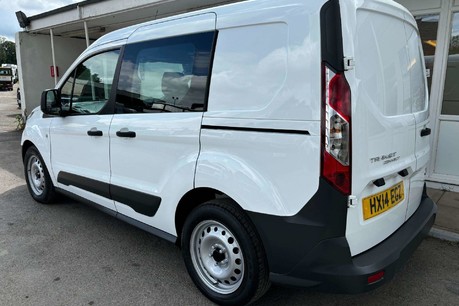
[14,0,459,189]
[396,0,459,189]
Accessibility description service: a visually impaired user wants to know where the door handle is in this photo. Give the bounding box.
[87,129,103,137]
[116,130,136,138]
[420,128,431,137]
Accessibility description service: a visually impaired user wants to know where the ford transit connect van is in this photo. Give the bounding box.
[22,0,437,304]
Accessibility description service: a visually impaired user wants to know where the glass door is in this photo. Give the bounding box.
[434,12,459,176]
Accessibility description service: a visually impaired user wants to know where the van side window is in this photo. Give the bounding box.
[116,31,215,113]
[60,50,120,115]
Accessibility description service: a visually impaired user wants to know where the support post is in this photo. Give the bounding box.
[50,28,57,86]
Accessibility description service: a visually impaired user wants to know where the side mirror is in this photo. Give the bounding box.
[40,89,61,115]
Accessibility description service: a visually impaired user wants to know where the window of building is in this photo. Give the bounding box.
[441,12,459,115]
[415,14,439,97]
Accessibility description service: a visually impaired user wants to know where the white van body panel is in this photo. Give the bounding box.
[196,0,326,216]
[208,1,324,121]
[197,118,321,216]
[50,115,117,211]
[409,116,430,219]
[340,0,429,255]
[21,108,56,184]
[110,113,203,235]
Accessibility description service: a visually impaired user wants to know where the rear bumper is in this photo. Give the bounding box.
[248,181,437,293]
[278,196,436,293]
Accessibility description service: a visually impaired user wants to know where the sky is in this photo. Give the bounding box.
[0,0,80,41]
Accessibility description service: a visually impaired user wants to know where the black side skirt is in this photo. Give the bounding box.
[57,171,161,217]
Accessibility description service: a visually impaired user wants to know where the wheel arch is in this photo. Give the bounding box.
[21,137,57,187]
[175,187,245,245]
[22,140,35,161]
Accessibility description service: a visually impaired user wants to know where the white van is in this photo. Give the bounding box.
[22,0,437,304]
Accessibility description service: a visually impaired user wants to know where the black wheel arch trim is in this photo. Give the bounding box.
[246,178,348,276]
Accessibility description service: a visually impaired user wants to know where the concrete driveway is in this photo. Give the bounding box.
[0,88,458,305]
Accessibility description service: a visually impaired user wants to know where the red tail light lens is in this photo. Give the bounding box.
[322,65,351,195]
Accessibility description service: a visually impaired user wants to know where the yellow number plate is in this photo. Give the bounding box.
[362,182,404,220]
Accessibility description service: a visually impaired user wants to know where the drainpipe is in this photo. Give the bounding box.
[50,28,57,86]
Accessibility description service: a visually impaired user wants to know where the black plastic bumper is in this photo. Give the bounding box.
[248,180,437,293]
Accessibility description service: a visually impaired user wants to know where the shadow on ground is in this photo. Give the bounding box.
[0,130,23,180]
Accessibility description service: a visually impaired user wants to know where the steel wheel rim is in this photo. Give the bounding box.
[27,155,45,196]
[190,220,245,295]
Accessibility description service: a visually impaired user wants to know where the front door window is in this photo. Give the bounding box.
[61,50,120,114]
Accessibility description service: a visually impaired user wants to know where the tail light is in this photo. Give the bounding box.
[322,65,351,195]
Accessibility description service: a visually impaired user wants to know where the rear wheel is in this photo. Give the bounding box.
[182,199,270,305]
[24,146,56,203]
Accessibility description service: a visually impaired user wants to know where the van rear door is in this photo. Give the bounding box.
[339,0,429,256]
[405,21,430,220]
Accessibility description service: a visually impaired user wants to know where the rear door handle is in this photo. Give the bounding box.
[420,128,431,137]
[116,130,136,138]
[87,128,103,137]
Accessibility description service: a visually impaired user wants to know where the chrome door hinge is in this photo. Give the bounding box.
[348,195,357,208]
[344,57,355,71]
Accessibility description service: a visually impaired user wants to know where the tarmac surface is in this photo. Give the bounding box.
[1,86,458,305]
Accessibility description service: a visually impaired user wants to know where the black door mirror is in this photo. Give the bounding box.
[40,89,61,115]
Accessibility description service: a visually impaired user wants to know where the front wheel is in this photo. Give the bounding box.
[182,199,270,305]
[24,146,56,203]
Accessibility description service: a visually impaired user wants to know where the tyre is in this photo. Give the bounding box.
[24,146,56,203]
[182,199,270,305]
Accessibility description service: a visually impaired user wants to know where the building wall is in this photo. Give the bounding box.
[395,0,442,11]
[16,33,87,115]
[395,0,459,190]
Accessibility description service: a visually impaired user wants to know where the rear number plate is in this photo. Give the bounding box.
[362,182,404,220]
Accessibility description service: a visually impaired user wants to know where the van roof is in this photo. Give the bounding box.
[89,8,221,49]
[89,0,270,49]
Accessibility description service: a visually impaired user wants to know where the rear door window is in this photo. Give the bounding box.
[115,31,215,113]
